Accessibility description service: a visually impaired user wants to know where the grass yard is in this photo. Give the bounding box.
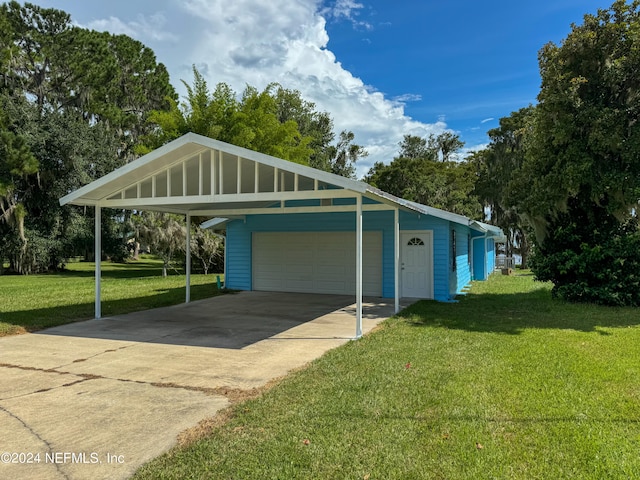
[134,272,640,480]
[0,256,223,336]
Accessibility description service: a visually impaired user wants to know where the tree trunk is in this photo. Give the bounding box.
[162,260,168,278]
[521,237,529,269]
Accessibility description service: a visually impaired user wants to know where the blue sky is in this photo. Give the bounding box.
[35,0,608,176]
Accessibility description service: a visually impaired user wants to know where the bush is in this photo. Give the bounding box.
[531,205,640,306]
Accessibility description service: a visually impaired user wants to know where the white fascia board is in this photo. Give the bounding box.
[59,134,196,206]
[191,203,393,217]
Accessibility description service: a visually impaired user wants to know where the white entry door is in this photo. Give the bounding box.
[401,231,433,298]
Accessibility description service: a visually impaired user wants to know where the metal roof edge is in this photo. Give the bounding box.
[200,216,245,229]
[364,188,480,226]
[470,220,507,241]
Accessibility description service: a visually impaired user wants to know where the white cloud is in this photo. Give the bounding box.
[86,13,178,42]
[321,0,372,30]
[172,0,448,178]
[393,93,423,103]
[79,0,450,178]
[480,117,495,124]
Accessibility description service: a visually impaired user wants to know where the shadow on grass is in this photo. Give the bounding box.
[56,262,180,279]
[0,283,222,334]
[399,288,640,334]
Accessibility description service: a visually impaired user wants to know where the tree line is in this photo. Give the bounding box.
[470,0,640,306]
[0,1,367,275]
[2,1,639,308]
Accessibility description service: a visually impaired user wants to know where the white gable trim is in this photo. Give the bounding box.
[60,133,369,207]
[58,132,503,238]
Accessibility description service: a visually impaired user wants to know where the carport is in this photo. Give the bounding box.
[59,133,411,337]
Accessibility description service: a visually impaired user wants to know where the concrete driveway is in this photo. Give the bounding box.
[0,292,399,480]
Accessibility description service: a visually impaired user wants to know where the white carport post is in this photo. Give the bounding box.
[394,207,400,313]
[94,205,102,319]
[355,195,363,338]
[186,212,191,303]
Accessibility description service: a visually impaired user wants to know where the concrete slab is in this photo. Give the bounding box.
[0,373,227,480]
[0,292,402,480]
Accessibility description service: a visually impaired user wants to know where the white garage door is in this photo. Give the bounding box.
[253,232,383,296]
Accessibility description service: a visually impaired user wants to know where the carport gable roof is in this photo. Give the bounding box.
[59,132,477,227]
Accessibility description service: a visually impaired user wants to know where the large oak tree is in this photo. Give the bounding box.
[513,0,640,305]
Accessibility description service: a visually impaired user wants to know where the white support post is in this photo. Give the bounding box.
[273,167,278,192]
[394,207,400,313]
[254,161,259,193]
[182,161,187,196]
[186,213,191,303]
[95,206,102,319]
[198,153,203,196]
[237,156,242,194]
[355,195,363,338]
[211,151,216,195]
[218,150,224,195]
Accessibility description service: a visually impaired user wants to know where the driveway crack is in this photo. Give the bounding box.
[0,403,70,480]
[52,344,135,370]
[0,364,99,401]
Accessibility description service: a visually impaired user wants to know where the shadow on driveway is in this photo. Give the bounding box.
[35,291,396,349]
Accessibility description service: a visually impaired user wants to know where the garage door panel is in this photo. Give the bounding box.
[316,265,346,276]
[253,232,382,296]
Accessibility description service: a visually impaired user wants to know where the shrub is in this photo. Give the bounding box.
[531,206,640,306]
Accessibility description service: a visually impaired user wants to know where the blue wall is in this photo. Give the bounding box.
[486,238,496,277]
[226,209,486,301]
[449,223,472,297]
[472,233,486,281]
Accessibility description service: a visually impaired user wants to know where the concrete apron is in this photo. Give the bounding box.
[0,291,398,480]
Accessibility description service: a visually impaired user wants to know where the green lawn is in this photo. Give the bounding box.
[134,272,640,480]
[0,256,223,336]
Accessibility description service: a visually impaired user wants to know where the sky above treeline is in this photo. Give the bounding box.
[35,0,609,177]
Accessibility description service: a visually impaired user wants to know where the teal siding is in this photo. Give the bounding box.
[226,208,487,302]
[472,233,487,280]
[226,221,252,290]
[449,223,472,298]
[486,238,495,276]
